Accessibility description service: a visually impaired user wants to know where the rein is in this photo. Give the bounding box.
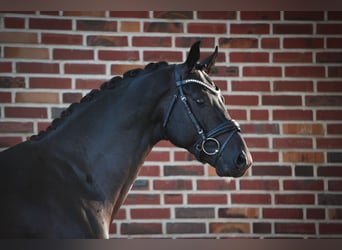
[163,65,241,165]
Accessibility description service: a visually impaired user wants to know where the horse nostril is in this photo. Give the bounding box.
[236,153,246,170]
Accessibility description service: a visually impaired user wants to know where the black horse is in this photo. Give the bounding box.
[0,41,252,238]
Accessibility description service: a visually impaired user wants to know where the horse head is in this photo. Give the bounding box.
[162,41,252,177]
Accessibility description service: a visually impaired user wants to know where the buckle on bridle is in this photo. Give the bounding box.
[201,137,220,156]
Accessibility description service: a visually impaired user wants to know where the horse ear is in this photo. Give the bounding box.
[184,41,201,71]
[200,45,218,73]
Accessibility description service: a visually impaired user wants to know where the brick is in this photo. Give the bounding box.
[210,223,250,234]
[230,24,269,34]
[121,223,162,235]
[318,166,342,176]
[120,21,140,32]
[153,180,192,190]
[263,208,303,219]
[275,223,315,234]
[243,66,281,77]
[0,62,12,73]
[77,20,117,31]
[154,11,193,19]
[329,66,342,77]
[229,109,247,121]
[63,93,82,103]
[218,207,259,219]
[144,22,183,33]
[273,110,313,121]
[124,194,160,205]
[164,165,204,176]
[197,11,236,19]
[319,194,342,205]
[230,52,269,63]
[197,179,236,190]
[242,124,279,134]
[329,180,342,191]
[0,77,25,88]
[317,52,342,63]
[0,32,38,43]
[5,107,47,118]
[328,11,342,20]
[167,223,206,234]
[4,17,25,28]
[252,165,292,176]
[0,137,22,148]
[16,62,59,74]
[64,63,105,75]
[317,138,342,149]
[39,11,59,16]
[143,51,182,62]
[240,180,279,190]
[283,180,324,191]
[132,36,172,47]
[53,49,94,60]
[41,33,83,45]
[226,95,259,106]
[231,194,271,204]
[273,52,312,63]
[327,38,342,48]
[273,138,312,149]
[87,35,128,47]
[30,77,72,89]
[75,79,103,89]
[109,11,149,18]
[29,18,72,30]
[307,208,325,219]
[274,24,313,34]
[244,137,269,148]
[261,38,280,49]
[317,81,342,92]
[317,110,342,120]
[231,81,270,92]
[327,152,342,163]
[176,207,215,218]
[139,165,160,176]
[319,223,342,234]
[99,50,140,62]
[283,38,324,49]
[188,194,227,204]
[262,95,302,106]
[145,151,170,161]
[275,194,315,204]
[250,110,269,120]
[284,11,324,20]
[240,11,280,20]
[63,11,106,17]
[253,223,271,234]
[175,37,215,48]
[0,122,33,133]
[5,47,49,59]
[212,66,239,77]
[317,24,342,34]
[164,194,183,204]
[328,124,342,134]
[111,64,143,76]
[329,208,342,219]
[283,152,324,163]
[282,124,324,135]
[274,81,313,92]
[219,37,258,48]
[113,209,126,220]
[188,23,226,34]
[285,66,325,77]
[0,92,12,103]
[15,92,59,104]
[130,208,170,219]
[132,179,149,190]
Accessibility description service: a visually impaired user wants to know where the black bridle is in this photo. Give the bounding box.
[163,64,241,165]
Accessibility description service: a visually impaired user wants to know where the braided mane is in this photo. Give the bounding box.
[30,61,169,140]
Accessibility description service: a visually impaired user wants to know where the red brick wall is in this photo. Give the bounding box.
[1,11,342,238]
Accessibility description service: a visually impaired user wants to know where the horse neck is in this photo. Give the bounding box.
[36,72,171,219]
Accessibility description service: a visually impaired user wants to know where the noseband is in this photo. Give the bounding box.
[163,65,241,165]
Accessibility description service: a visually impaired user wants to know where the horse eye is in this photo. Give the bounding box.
[195,98,205,105]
